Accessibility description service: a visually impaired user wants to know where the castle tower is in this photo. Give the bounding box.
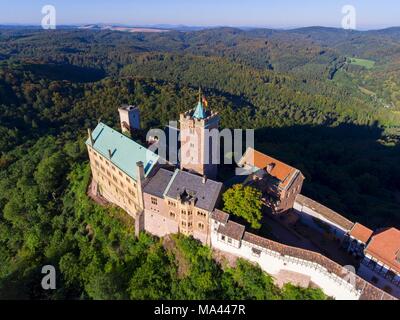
[180,89,220,179]
[118,105,140,135]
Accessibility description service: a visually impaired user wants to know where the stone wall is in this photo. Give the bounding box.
[210,213,396,300]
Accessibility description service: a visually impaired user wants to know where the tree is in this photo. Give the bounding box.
[128,244,173,300]
[221,259,280,300]
[281,283,328,300]
[34,151,67,194]
[223,184,263,229]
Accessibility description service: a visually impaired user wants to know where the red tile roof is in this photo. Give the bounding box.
[240,148,301,189]
[212,209,229,224]
[365,228,400,275]
[349,223,374,244]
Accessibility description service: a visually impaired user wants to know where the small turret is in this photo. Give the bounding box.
[118,105,140,135]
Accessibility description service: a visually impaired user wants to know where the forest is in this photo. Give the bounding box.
[0,26,399,299]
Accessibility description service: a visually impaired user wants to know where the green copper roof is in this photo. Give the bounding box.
[193,101,207,120]
[86,122,159,181]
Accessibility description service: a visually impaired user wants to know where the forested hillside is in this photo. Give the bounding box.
[0,27,399,299]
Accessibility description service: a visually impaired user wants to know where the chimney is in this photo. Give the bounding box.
[87,128,94,146]
[202,175,207,184]
[136,161,145,183]
[108,149,113,159]
[266,163,275,174]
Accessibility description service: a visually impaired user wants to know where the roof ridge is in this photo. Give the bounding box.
[163,168,179,197]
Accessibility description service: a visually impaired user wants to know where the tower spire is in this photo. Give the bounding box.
[193,87,206,120]
[198,87,202,102]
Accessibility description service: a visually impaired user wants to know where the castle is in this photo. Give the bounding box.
[85,93,399,300]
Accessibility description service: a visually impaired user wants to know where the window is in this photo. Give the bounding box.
[112,175,118,183]
[227,238,233,244]
[112,166,116,171]
[99,156,103,161]
[252,248,261,257]
[368,259,377,270]
[190,128,195,134]
[182,221,187,227]
[198,222,205,230]
[221,235,226,241]
[188,210,192,216]
[95,160,99,168]
[385,270,396,281]
[181,210,187,215]
[126,177,130,183]
[190,143,195,148]
[197,211,207,218]
[188,222,192,227]
[106,170,111,177]
[119,171,123,177]
[170,212,176,218]
[168,200,176,207]
[374,263,383,273]
[128,188,136,197]
[100,166,105,172]
[378,266,386,276]
[151,197,158,205]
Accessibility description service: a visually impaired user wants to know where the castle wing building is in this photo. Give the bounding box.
[238,147,305,213]
[86,122,159,218]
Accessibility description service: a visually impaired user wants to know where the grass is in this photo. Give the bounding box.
[347,57,375,69]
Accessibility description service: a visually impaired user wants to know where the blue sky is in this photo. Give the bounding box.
[0,0,399,29]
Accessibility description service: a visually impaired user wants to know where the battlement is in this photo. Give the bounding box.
[180,108,220,127]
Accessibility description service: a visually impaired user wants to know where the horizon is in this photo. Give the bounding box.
[1,23,399,32]
[0,0,399,30]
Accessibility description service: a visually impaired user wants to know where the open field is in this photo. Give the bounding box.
[347,57,376,69]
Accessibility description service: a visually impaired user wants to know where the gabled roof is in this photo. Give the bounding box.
[86,122,159,180]
[349,223,374,244]
[365,228,400,274]
[218,221,245,241]
[164,169,223,212]
[143,168,175,198]
[212,209,230,225]
[239,147,302,190]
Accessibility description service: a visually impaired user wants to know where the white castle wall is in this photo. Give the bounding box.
[210,228,361,300]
